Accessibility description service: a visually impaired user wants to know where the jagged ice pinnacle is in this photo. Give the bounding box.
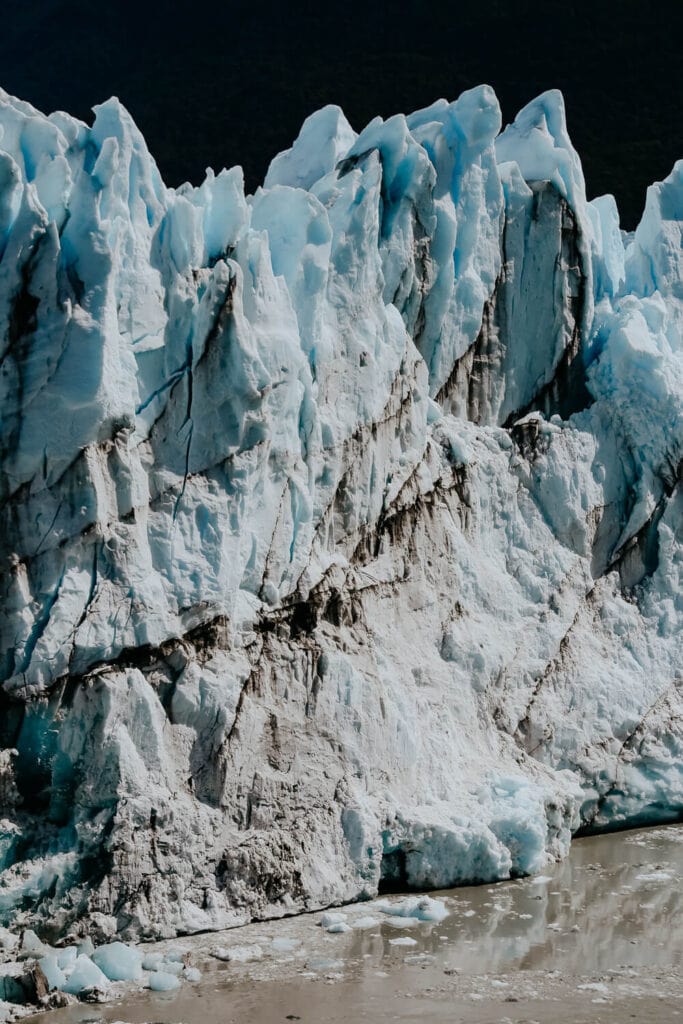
[0,83,681,940]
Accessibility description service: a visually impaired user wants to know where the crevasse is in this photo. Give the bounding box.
[0,83,681,941]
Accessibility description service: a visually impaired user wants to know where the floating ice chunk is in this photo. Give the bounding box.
[319,911,347,928]
[305,957,344,971]
[157,960,184,976]
[635,871,673,882]
[142,953,165,972]
[578,982,610,994]
[270,937,301,952]
[384,917,421,928]
[378,896,448,922]
[38,955,66,991]
[530,875,553,885]
[351,916,381,930]
[211,944,263,963]
[413,897,449,922]
[148,971,180,992]
[388,937,418,947]
[62,955,110,994]
[92,941,143,981]
[183,967,201,983]
[325,922,352,934]
[162,950,188,963]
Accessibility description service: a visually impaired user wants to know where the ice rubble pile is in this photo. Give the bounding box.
[0,83,681,939]
[0,928,199,1013]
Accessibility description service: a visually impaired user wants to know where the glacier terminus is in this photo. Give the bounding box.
[0,83,681,943]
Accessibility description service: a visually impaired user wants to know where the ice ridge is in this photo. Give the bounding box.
[0,83,681,940]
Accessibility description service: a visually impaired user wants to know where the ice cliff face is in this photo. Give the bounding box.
[0,84,681,940]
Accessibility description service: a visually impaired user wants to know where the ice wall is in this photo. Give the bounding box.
[0,83,681,940]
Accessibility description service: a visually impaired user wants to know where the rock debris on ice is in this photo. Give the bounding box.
[0,82,681,944]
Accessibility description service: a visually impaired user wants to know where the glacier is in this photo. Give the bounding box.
[0,82,681,942]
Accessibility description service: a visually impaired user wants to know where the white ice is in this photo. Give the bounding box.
[0,79,681,942]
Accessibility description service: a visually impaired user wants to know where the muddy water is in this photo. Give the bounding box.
[38,824,683,1023]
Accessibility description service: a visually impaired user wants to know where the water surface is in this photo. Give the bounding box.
[38,824,683,1024]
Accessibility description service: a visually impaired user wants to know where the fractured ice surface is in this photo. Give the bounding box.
[0,81,681,940]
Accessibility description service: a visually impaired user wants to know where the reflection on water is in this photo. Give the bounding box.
[37,824,683,1024]
[403,825,683,975]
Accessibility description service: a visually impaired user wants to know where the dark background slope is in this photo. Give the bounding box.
[1,0,681,228]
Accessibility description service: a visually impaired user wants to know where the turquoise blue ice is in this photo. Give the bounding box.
[0,83,680,940]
